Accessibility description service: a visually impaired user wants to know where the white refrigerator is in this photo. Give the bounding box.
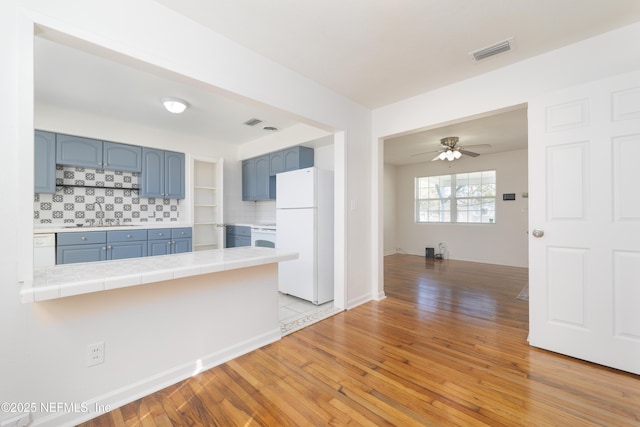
[276,167,334,304]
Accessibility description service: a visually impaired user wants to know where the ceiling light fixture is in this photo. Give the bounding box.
[162,97,189,114]
[438,149,461,161]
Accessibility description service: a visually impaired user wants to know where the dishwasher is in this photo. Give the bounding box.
[34,233,56,267]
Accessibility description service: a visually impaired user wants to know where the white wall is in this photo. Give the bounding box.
[1,1,371,425]
[383,164,397,255]
[391,149,528,267]
[372,22,640,295]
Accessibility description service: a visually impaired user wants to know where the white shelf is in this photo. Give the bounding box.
[193,158,222,251]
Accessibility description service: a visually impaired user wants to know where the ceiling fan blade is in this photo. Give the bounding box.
[461,144,491,150]
[459,149,480,157]
[410,150,440,157]
[431,153,442,161]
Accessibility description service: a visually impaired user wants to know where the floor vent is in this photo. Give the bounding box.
[470,38,514,61]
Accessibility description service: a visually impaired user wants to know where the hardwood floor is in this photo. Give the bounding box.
[80,255,640,426]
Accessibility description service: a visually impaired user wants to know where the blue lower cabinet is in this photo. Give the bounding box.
[148,239,172,256]
[56,227,191,264]
[173,238,192,254]
[107,230,148,260]
[57,231,107,265]
[109,241,148,260]
[147,227,192,257]
[225,225,251,248]
[57,243,107,265]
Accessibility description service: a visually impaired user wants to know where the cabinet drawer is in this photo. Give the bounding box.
[147,229,172,240]
[57,231,106,246]
[107,229,148,242]
[171,227,192,239]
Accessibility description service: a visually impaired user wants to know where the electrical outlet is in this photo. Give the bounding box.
[87,341,105,367]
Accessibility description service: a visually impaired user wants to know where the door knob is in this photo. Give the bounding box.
[532,229,544,238]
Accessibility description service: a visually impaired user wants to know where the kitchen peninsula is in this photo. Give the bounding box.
[22,246,297,302]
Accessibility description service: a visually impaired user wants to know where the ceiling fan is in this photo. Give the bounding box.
[412,136,491,161]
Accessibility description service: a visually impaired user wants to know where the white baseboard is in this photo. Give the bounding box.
[32,328,282,427]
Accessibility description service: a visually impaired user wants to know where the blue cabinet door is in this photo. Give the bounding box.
[225,225,251,248]
[56,134,103,168]
[173,238,192,253]
[140,148,164,198]
[254,155,270,200]
[57,243,107,264]
[148,239,171,256]
[283,146,314,171]
[141,149,185,199]
[103,141,142,173]
[164,150,185,199]
[109,241,147,260]
[241,155,269,201]
[107,229,148,260]
[34,130,56,194]
[269,151,285,175]
[242,159,255,201]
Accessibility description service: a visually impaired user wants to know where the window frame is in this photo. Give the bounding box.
[415,170,497,224]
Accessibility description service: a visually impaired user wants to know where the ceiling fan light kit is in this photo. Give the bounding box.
[412,136,488,161]
[436,137,466,161]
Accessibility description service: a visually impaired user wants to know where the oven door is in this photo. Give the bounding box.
[251,227,276,248]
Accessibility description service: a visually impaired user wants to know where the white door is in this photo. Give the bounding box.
[528,70,640,374]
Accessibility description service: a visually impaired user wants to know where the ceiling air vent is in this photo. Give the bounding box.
[470,38,514,61]
[243,117,263,127]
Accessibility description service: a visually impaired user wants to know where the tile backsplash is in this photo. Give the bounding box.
[34,166,182,225]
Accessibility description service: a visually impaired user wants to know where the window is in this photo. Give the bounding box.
[415,170,496,223]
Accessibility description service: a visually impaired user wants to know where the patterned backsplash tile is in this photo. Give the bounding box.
[34,166,182,225]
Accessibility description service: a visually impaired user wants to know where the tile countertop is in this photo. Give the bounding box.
[21,247,297,303]
[34,222,192,234]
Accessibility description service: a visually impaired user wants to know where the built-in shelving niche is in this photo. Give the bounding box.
[192,158,223,251]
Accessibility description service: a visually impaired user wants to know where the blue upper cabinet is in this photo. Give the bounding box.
[269,151,285,176]
[56,134,142,173]
[268,146,314,176]
[242,159,255,201]
[242,155,270,201]
[103,141,142,172]
[34,130,56,194]
[253,155,270,200]
[141,148,185,199]
[56,134,103,168]
[283,146,314,172]
[165,150,185,199]
[140,148,164,198]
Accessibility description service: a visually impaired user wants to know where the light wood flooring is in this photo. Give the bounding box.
[80,255,640,426]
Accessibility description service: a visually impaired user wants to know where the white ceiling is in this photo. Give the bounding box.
[35,2,640,159]
[384,106,528,166]
[155,0,640,108]
[34,37,301,145]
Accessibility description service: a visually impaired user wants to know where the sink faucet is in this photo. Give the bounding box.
[93,202,104,226]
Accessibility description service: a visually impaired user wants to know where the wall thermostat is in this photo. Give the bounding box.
[502,193,516,201]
